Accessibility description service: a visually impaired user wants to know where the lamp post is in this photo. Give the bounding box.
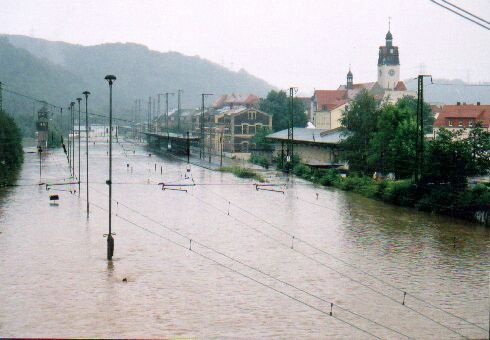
[104,75,116,261]
[77,97,82,195]
[200,93,213,159]
[83,91,91,217]
[165,92,174,150]
[66,105,70,168]
[70,102,75,179]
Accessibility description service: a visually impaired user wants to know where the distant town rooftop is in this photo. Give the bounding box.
[266,127,347,145]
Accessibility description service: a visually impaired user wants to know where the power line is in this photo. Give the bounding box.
[85,197,384,339]
[440,0,490,25]
[429,0,490,30]
[88,185,410,338]
[2,85,133,123]
[185,187,475,338]
[203,186,488,333]
[428,83,490,87]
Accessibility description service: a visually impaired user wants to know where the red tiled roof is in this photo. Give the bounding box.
[352,82,377,90]
[212,93,259,108]
[394,81,407,91]
[314,90,347,111]
[434,104,490,127]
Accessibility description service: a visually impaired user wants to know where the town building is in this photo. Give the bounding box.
[36,104,49,148]
[212,93,259,109]
[311,90,349,130]
[312,28,415,130]
[266,127,347,168]
[214,107,272,153]
[433,102,490,136]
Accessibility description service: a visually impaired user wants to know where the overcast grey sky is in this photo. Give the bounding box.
[1,0,489,94]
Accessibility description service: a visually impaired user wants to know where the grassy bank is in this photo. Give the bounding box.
[292,164,489,225]
[219,166,265,182]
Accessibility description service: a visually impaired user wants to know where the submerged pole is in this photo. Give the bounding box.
[83,91,91,217]
[105,75,116,261]
[77,97,82,195]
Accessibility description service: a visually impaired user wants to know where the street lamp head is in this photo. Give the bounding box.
[104,75,116,85]
[83,91,91,97]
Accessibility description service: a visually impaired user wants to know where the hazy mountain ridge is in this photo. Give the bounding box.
[1,34,274,118]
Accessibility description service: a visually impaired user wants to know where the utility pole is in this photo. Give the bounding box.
[200,93,213,159]
[70,102,75,179]
[67,105,71,169]
[415,75,431,182]
[220,130,224,167]
[208,111,212,163]
[148,97,151,132]
[38,145,42,182]
[153,98,156,132]
[165,92,174,150]
[0,81,3,112]
[177,89,183,133]
[186,131,190,163]
[77,97,82,194]
[104,75,116,261]
[286,87,297,173]
[60,107,64,147]
[83,91,91,217]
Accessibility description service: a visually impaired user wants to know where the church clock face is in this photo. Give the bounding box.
[389,69,395,76]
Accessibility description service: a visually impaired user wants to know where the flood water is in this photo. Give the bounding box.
[0,137,488,339]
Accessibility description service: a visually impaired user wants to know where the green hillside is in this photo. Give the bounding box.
[0,34,274,136]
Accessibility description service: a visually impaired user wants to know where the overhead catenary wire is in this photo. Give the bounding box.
[30,139,484,337]
[84,197,384,340]
[200,186,488,334]
[185,187,473,338]
[441,0,490,24]
[429,0,490,30]
[2,86,133,123]
[87,185,410,339]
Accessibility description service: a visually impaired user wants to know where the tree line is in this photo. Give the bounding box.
[0,109,24,186]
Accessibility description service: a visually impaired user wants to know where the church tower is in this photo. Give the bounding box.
[346,67,353,89]
[377,24,400,90]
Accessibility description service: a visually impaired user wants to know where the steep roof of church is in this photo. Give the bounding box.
[394,81,407,91]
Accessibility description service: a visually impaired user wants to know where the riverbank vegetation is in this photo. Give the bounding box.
[272,91,490,223]
[219,165,265,182]
[0,110,24,186]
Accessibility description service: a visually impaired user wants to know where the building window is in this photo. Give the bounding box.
[458,119,463,127]
[322,105,327,111]
[468,119,474,127]
[448,119,453,127]
[255,123,262,131]
[248,111,256,120]
[241,124,249,134]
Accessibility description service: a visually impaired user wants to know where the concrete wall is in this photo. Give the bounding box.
[273,142,336,164]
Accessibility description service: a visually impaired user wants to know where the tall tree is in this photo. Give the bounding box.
[368,96,434,178]
[0,109,24,186]
[339,90,379,174]
[259,90,307,131]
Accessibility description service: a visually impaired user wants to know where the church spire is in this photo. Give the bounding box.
[386,17,393,46]
[346,64,353,89]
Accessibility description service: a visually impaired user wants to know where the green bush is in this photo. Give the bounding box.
[319,169,340,186]
[250,154,270,169]
[219,166,265,182]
